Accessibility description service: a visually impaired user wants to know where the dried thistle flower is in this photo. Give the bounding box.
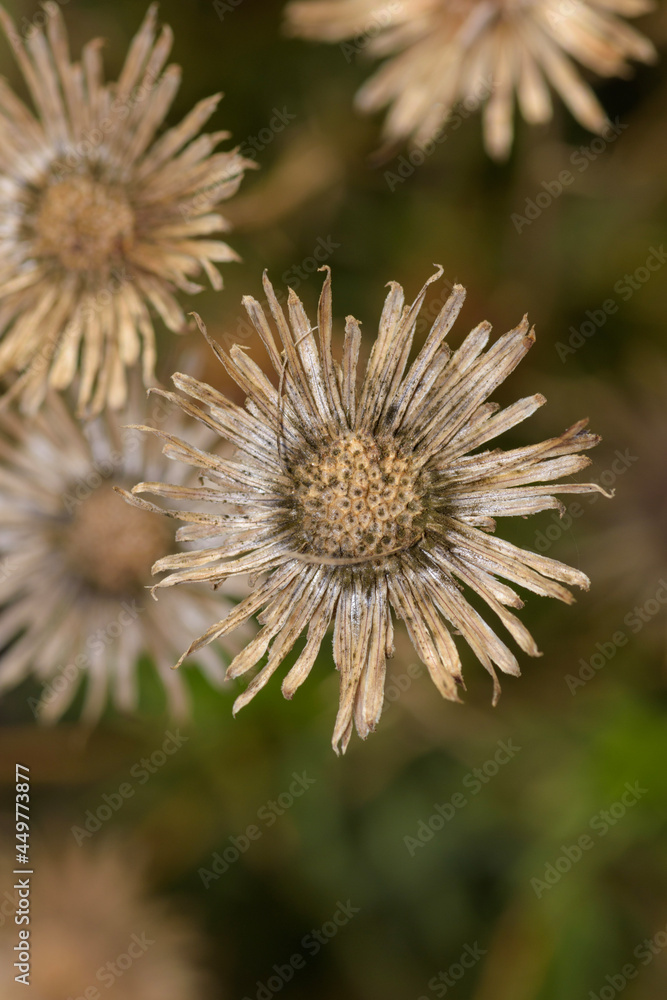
[0,837,210,999]
[0,3,252,416]
[0,391,241,722]
[121,268,609,753]
[284,0,657,159]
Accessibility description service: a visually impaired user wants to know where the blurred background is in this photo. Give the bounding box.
[0,1,666,997]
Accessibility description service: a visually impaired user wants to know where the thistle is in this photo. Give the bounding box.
[285,0,657,159]
[0,3,252,415]
[0,391,241,721]
[121,268,610,753]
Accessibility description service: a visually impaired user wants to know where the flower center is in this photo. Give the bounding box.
[293,433,424,560]
[60,483,174,596]
[36,177,135,272]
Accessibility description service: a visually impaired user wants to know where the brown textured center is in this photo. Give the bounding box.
[36,177,135,271]
[293,433,424,560]
[60,484,174,596]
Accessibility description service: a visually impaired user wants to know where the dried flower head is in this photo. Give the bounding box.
[121,268,609,753]
[0,390,241,721]
[0,837,210,999]
[284,0,657,159]
[0,3,252,415]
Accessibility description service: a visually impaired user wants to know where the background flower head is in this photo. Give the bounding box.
[122,268,608,752]
[0,387,243,722]
[0,3,253,415]
[285,0,657,158]
[0,834,211,1000]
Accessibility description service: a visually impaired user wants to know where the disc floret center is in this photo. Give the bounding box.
[292,432,425,560]
[36,177,135,272]
[60,483,174,595]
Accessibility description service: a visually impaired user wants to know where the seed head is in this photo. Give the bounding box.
[285,0,657,158]
[121,268,611,753]
[0,4,253,415]
[0,391,243,721]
